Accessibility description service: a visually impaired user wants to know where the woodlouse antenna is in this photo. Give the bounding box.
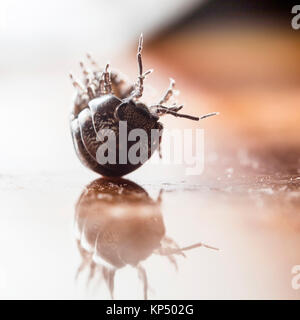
[199,112,220,119]
[138,33,143,75]
[159,78,176,104]
[151,105,199,121]
[151,104,219,121]
[158,241,219,256]
[131,33,153,100]
[179,242,219,252]
[167,111,199,121]
[157,104,184,113]
[169,104,183,112]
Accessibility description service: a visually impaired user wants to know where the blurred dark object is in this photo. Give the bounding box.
[146,0,300,91]
[151,0,300,37]
[144,0,300,152]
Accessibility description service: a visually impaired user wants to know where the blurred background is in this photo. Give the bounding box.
[0,0,299,174]
[0,0,300,299]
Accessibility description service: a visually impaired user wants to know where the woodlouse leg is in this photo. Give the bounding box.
[131,34,153,100]
[166,255,178,271]
[99,76,105,95]
[154,121,163,159]
[158,133,162,159]
[69,73,84,93]
[110,72,124,96]
[86,52,135,99]
[87,85,95,100]
[103,63,112,94]
[86,53,100,71]
[86,54,109,96]
[108,269,116,299]
[106,70,135,99]
[71,62,99,101]
[87,261,96,286]
[75,260,88,280]
[157,188,163,204]
[79,61,90,86]
[69,73,90,110]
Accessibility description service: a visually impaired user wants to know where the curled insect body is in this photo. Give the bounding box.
[70,35,218,177]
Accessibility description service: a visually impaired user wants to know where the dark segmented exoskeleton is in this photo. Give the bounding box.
[70,34,218,177]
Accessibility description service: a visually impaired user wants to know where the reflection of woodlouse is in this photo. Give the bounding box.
[75,178,218,299]
[70,35,218,177]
